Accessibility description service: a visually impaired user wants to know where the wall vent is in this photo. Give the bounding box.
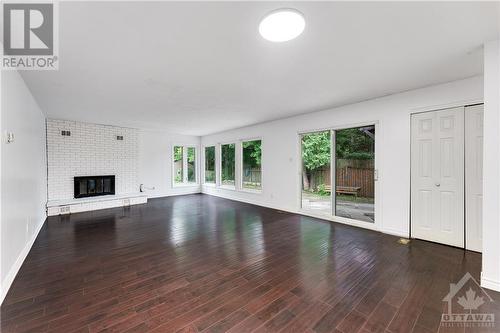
[60,206,70,213]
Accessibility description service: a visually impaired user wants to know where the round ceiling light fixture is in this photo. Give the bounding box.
[259,9,305,42]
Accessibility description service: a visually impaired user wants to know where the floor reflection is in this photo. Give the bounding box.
[2,194,495,333]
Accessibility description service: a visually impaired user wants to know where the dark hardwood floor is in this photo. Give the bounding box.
[1,194,499,333]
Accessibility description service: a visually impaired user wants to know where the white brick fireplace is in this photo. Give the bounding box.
[46,119,146,215]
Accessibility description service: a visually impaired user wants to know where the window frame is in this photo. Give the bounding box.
[240,138,263,193]
[203,145,217,186]
[172,144,199,187]
[218,142,237,190]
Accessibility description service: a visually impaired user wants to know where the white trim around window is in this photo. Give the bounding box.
[201,139,264,196]
[172,144,199,187]
[240,138,263,193]
[202,145,217,187]
[218,142,237,190]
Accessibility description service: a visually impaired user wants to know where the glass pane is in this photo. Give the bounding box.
[88,179,96,194]
[173,146,183,183]
[335,125,375,223]
[221,143,235,187]
[242,140,262,190]
[301,131,331,214]
[205,146,216,183]
[187,147,196,183]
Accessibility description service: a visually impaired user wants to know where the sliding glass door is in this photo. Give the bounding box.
[300,125,375,224]
[301,131,331,215]
[334,125,375,223]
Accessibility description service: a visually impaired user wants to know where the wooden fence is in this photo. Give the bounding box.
[313,161,374,198]
[335,166,374,198]
[243,168,261,184]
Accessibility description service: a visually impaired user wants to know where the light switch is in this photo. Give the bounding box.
[6,132,14,143]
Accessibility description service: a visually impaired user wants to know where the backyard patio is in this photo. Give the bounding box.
[301,191,375,223]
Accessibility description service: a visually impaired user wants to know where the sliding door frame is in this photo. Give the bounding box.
[331,129,336,217]
[298,121,380,232]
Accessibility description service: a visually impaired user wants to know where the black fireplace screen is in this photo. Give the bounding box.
[74,175,115,198]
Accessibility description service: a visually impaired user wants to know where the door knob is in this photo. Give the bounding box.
[435,183,440,187]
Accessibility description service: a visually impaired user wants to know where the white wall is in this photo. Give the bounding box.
[201,76,483,237]
[46,120,202,201]
[482,39,500,292]
[1,70,47,303]
[138,130,201,198]
[46,119,139,201]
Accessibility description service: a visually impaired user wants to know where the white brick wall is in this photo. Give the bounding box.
[47,119,139,200]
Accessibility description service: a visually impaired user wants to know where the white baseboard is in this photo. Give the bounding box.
[147,188,201,199]
[380,227,409,238]
[481,273,500,292]
[0,217,46,305]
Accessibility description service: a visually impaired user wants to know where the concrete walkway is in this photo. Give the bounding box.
[301,192,374,223]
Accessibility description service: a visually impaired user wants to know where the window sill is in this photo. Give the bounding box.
[219,185,236,191]
[240,188,262,194]
[203,183,216,187]
[173,183,199,188]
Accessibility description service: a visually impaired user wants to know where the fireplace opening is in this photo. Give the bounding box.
[74,175,115,198]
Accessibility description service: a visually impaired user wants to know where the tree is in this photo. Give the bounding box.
[173,146,183,182]
[174,147,196,182]
[205,146,215,165]
[300,127,375,192]
[187,147,195,181]
[242,140,261,168]
[221,144,235,182]
[336,128,374,160]
[204,147,216,182]
[187,147,195,162]
[301,131,331,190]
[173,146,183,162]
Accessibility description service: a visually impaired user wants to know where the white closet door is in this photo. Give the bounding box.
[465,105,484,252]
[411,107,464,247]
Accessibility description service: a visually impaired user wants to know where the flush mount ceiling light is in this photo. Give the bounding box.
[259,9,305,42]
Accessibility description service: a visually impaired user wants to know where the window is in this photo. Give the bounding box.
[220,143,235,187]
[204,146,216,184]
[242,140,262,190]
[173,145,197,185]
[173,146,184,184]
[187,147,196,183]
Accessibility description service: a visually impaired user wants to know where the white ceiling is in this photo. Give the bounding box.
[16,1,500,136]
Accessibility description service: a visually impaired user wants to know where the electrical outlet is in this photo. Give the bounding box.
[123,199,130,206]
